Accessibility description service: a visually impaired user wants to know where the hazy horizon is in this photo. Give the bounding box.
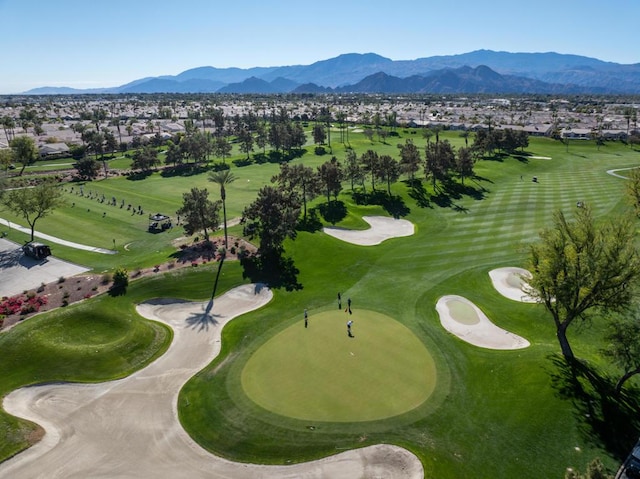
[1,0,638,94]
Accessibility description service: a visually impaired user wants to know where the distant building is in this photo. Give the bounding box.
[523,124,553,136]
[162,122,184,133]
[39,142,70,156]
[602,129,627,140]
[561,128,591,139]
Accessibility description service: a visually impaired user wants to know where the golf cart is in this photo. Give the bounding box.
[148,213,172,232]
[23,242,52,260]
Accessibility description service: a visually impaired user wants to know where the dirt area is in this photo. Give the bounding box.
[0,236,255,331]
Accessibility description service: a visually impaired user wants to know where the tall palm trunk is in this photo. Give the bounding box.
[221,186,228,248]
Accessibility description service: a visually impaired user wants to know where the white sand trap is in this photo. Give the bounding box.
[323,215,415,246]
[436,295,530,350]
[0,283,423,479]
[529,156,552,160]
[489,267,538,303]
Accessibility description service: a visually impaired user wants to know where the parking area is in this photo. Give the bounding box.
[0,238,89,298]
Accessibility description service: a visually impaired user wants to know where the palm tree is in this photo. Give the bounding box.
[208,169,236,248]
[1,116,15,143]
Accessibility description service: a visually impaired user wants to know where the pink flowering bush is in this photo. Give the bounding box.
[0,294,48,316]
[0,296,23,316]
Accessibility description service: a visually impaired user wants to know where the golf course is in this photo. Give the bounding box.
[1,127,639,478]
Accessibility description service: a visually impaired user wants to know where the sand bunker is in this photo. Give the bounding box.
[489,267,537,303]
[436,295,530,350]
[0,284,423,479]
[323,216,415,246]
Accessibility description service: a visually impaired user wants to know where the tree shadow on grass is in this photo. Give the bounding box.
[549,354,640,460]
[350,191,410,218]
[406,180,432,209]
[297,208,324,232]
[317,201,347,225]
[160,165,210,177]
[254,150,306,164]
[108,284,127,297]
[442,178,486,201]
[481,152,508,162]
[232,158,254,167]
[470,175,492,195]
[241,254,302,291]
[512,153,531,163]
[125,170,153,181]
[427,189,449,208]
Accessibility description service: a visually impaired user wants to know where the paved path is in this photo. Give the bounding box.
[0,284,423,479]
[0,238,90,298]
[0,218,116,254]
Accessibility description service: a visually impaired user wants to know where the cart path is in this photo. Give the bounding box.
[0,218,116,254]
[0,283,423,479]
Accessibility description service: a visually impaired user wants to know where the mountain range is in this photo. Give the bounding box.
[25,50,640,95]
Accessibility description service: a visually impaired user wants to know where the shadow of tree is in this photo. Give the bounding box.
[232,158,254,167]
[318,201,347,225]
[160,165,208,177]
[442,178,486,201]
[406,180,432,209]
[297,208,324,232]
[108,284,127,296]
[126,170,153,181]
[241,254,301,291]
[549,355,640,460]
[383,195,410,218]
[185,301,221,331]
[0,248,26,269]
[253,149,306,164]
[209,162,230,171]
[471,174,494,185]
[431,192,452,208]
[480,152,508,162]
[349,191,410,218]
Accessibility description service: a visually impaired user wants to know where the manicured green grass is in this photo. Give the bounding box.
[0,262,246,461]
[0,294,171,460]
[179,135,640,476]
[2,130,640,477]
[242,309,436,422]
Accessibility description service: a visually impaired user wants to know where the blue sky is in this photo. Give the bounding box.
[1,0,638,94]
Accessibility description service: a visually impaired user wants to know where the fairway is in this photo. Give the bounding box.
[3,128,640,477]
[241,309,436,422]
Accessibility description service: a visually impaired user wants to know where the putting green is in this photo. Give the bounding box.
[241,309,436,422]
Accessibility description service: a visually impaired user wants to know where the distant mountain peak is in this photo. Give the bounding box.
[22,50,640,95]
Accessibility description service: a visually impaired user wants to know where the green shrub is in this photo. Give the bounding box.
[112,267,129,289]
